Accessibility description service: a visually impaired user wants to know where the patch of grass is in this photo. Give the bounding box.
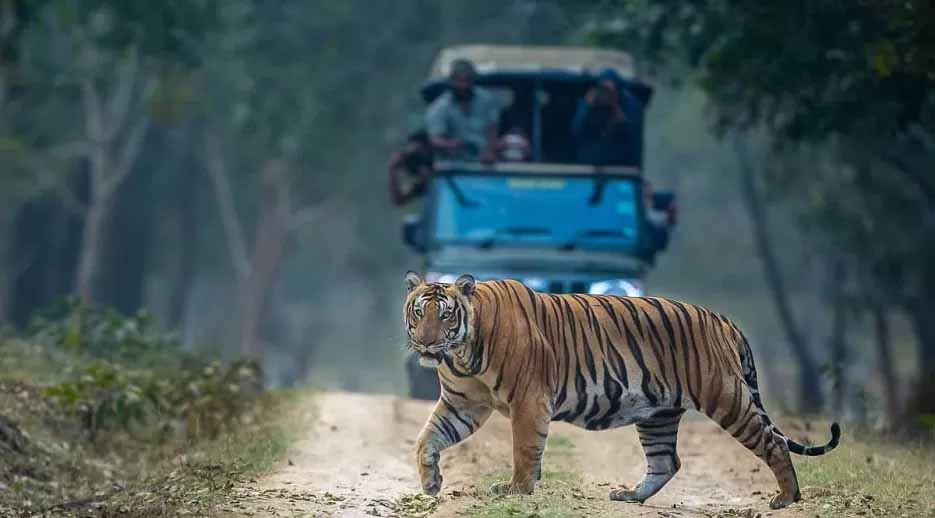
[471,434,592,517]
[0,339,75,384]
[546,434,574,452]
[479,468,577,490]
[465,479,597,518]
[0,334,314,517]
[201,388,311,473]
[795,427,935,517]
[98,388,314,517]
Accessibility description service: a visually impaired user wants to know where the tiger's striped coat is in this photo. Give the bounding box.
[403,273,839,509]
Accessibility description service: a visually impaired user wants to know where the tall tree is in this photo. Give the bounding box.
[734,136,823,411]
[581,0,935,415]
[18,1,218,304]
[198,1,345,358]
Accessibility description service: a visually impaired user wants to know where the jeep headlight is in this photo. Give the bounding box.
[588,279,644,297]
[521,277,547,291]
[425,272,457,283]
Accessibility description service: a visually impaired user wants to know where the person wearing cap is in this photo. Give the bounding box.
[571,69,638,166]
[425,59,500,163]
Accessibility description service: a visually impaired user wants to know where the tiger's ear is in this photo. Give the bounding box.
[405,271,424,292]
[454,274,475,296]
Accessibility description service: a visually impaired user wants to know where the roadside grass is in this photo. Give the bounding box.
[100,388,314,517]
[0,338,75,385]
[466,433,606,518]
[468,475,590,518]
[458,423,935,518]
[795,426,935,517]
[0,337,313,517]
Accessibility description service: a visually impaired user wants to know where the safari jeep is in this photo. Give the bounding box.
[402,45,675,399]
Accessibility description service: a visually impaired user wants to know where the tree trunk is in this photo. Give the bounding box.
[907,299,935,414]
[827,258,848,414]
[237,285,261,359]
[167,185,198,330]
[0,210,12,325]
[871,304,900,423]
[0,280,7,326]
[237,161,290,358]
[98,169,154,314]
[734,137,824,413]
[74,49,151,306]
[74,198,111,304]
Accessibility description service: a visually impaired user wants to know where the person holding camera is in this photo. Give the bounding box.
[571,70,632,166]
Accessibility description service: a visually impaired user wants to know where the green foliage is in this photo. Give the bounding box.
[578,0,935,414]
[29,296,180,365]
[918,414,935,432]
[581,1,935,140]
[43,359,148,432]
[31,299,263,439]
[44,358,261,439]
[35,0,221,65]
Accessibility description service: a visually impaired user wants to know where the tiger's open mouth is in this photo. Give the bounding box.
[417,351,443,368]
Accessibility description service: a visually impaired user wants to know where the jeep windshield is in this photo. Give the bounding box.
[429,173,641,252]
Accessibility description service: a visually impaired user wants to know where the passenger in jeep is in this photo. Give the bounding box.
[571,71,635,166]
[388,130,434,206]
[425,59,500,164]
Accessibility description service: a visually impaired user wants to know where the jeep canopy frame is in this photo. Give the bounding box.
[422,45,653,166]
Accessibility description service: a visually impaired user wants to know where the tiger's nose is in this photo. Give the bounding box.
[417,340,445,351]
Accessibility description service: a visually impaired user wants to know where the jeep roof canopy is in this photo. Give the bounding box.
[429,44,636,79]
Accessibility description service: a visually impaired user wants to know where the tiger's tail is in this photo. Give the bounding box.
[737,333,841,456]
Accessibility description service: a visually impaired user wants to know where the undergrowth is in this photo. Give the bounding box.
[0,299,292,517]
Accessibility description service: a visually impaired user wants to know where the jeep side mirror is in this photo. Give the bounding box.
[402,214,426,253]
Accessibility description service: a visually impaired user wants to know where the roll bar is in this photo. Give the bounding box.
[433,160,642,178]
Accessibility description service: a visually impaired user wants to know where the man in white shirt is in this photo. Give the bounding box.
[425,59,499,163]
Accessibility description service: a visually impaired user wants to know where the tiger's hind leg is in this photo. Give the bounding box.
[610,409,684,503]
[709,380,799,509]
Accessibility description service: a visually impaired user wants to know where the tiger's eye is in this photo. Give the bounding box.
[441,310,452,319]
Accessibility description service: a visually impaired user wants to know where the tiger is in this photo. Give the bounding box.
[403,272,840,509]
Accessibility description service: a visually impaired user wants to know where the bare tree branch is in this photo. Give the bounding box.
[79,77,105,143]
[105,45,141,141]
[205,133,251,280]
[101,109,150,200]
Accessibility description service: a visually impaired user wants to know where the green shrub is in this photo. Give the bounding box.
[44,358,262,440]
[34,299,263,441]
[29,297,181,366]
[43,360,150,435]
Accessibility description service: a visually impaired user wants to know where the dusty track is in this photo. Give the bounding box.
[218,391,819,517]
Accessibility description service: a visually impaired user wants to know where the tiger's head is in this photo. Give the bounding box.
[403,271,476,368]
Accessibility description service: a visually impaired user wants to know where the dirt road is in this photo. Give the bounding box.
[218,391,823,517]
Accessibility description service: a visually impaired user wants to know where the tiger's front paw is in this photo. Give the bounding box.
[608,487,643,503]
[769,490,799,509]
[488,480,535,496]
[420,464,443,496]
